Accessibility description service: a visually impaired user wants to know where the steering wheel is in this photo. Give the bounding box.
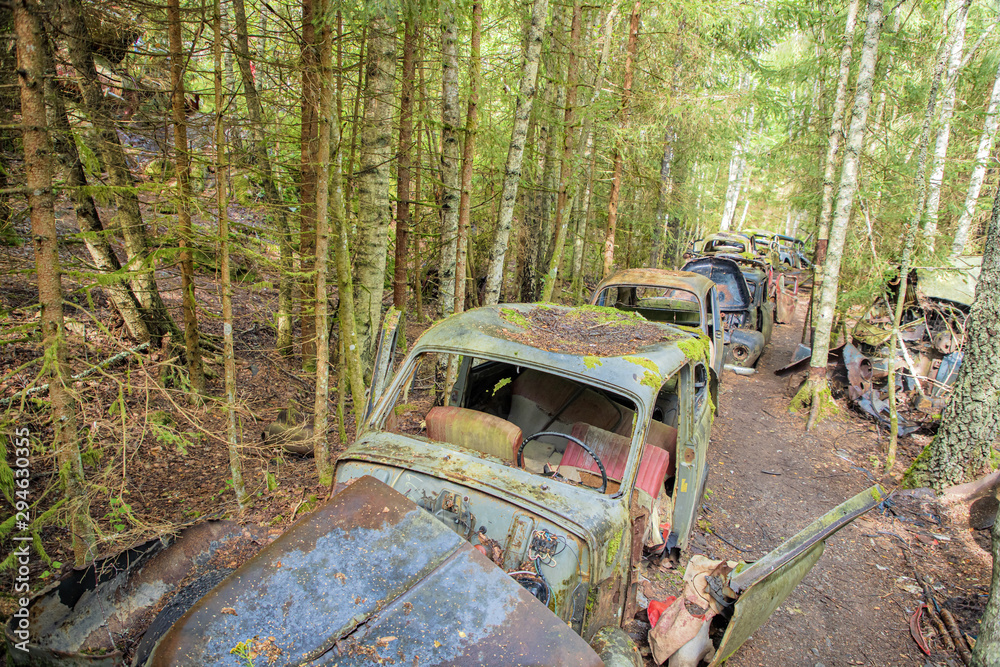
[517,431,608,494]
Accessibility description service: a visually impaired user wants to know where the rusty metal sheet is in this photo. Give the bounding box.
[6,521,265,667]
[591,269,716,303]
[147,476,602,667]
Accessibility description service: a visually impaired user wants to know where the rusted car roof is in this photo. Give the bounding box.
[411,304,695,404]
[592,268,715,301]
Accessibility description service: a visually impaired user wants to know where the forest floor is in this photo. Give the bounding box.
[0,187,994,665]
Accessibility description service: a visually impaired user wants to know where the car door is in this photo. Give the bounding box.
[707,287,725,380]
[362,307,403,424]
[708,485,887,665]
[670,363,711,552]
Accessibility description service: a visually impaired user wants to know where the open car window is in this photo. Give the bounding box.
[594,285,702,327]
[377,352,680,498]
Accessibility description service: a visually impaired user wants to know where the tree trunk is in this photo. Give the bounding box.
[40,28,151,342]
[570,3,617,296]
[214,0,246,506]
[792,0,884,429]
[950,56,1000,258]
[884,0,959,464]
[168,0,205,396]
[15,0,95,564]
[353,19,397,370]
[650,17,685,268]
[394,19,418,310]
[482,0,550,305]
[813,0,859,306]
[299,0,319,370]
[455,3,482,313]
[902,185,1000,489]
[972,487,1000,667]
[232,0,293,354]
[922,0,970,248]
[53,0,178,342]
[439,2,461,316]
[313,4,334,485]
[718,140,747,232]
[540,0,581,302]
[602,0,640,279]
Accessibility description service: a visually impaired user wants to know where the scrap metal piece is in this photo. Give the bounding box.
[146,475,602,667]
[5,521,265,666]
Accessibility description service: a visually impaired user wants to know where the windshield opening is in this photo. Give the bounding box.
[377,352,679,497]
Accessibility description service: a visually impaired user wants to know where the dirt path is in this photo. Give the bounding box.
[671,295,988,667]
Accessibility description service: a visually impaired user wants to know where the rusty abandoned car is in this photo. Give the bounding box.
[8,304,884,666]
[681,256,773,368]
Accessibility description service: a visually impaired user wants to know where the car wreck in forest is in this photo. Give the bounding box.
[681,256,774,368]
[779,257,979,433]
[590,268,724,394]
[8,305,884,667]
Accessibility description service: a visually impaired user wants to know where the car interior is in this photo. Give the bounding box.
[381,352,682,499]
[594,285,703,327]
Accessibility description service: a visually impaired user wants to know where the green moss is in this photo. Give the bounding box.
[676,335,710,364]
[901,444,934,489]
[583,356,602,369]
[624,356,662,389]
[394,403,418,415]
[500,308,531,329]
[605,529,624,566]
[575,304,646,325]
[492,378,511,395]
[147,410,173,427]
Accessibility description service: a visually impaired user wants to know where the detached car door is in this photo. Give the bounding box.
[708,485,887,666]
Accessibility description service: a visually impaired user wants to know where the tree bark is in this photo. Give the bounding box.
[168,0,205,396]
[813,0,859,301]
[394,19,418,310]
[455,3,482,313]
[541,0,581,302]
[313,3,334,485]
[483,0,550,305]
[299,0,319,369]
[40,26,150,342]
[972,487,1000,667]
[950,56,1000,258]
[232,0,294,354]
[602,0,640,279]
[439,2,461,316]
[922,0,970,248]
[16,0,95,564]
[214,0,246,506]
[353,19,397,370]
[53,0,179,342]
[793,0,884,429]
[903,185,1000,490]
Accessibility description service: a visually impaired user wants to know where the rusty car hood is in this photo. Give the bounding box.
[145,476,602,667]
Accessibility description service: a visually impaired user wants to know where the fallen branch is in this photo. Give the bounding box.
[1,342,149,407]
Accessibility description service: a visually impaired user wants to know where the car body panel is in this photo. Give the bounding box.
[147,476,603,667]
[710,485,886,665]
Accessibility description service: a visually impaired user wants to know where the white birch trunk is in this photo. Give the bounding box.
[483,0,549,305]
[951,57,1000,258]
[923,0,970,247]
[353,20,397,369]
[809,0,884,374]
[718,144,744,231]
[814,0,860,286]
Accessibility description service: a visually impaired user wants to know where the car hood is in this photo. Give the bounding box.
[145,475,602,667]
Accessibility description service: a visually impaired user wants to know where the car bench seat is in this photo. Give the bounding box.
[425,406,522,463]
[508,370,630,442]
[560,422,675,497]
